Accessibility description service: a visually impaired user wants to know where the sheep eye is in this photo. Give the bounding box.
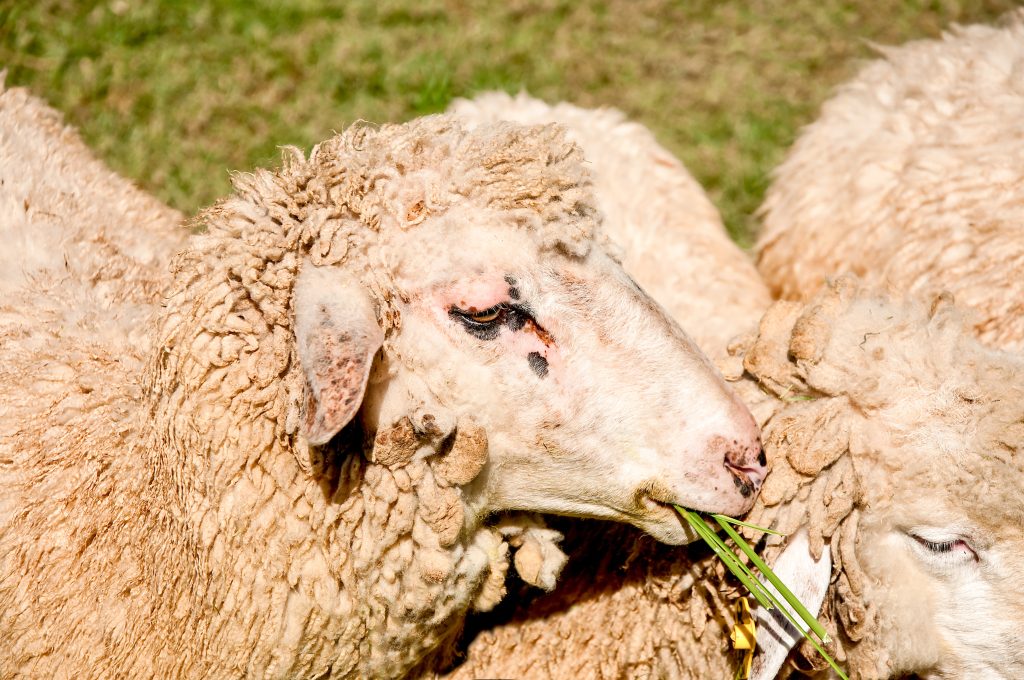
[448,301,539,342]
[466,307,503,324]
[909,531,979,564]
[449,304,507,340]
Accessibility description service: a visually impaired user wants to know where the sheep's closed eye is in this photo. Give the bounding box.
[907,528,979,569]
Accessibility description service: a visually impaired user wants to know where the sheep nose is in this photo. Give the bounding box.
[723,440,768,499]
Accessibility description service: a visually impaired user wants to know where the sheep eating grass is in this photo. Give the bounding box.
[438,92,1024,680]
[1,99,769,678]
[440,276,1024,680]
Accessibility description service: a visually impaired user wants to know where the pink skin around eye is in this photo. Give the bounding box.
[433,277,564,379]
[438,278,508,313]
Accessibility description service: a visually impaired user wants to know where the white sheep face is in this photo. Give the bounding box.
[302,202,766,544]
[855,446,1024,679]
[748,286,1024,680]
[828,363,1024,680]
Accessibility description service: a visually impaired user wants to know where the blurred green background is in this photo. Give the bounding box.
[1,0,1017,246]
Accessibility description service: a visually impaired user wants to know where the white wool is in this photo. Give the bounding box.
[757,11,1024,351]
[0,79,186,349]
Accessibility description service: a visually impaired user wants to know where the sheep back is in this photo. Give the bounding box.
[757,12,1024,350]
[0,78,185,308]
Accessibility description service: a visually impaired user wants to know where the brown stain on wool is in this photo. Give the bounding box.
[522,317,555,347]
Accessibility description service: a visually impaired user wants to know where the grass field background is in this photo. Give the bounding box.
[1,0,1018,246]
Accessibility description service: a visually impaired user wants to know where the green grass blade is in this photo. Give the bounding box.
[729,565,850,680]
[712,516,851,680]
[675,506,775,610]
[711,514,786,536]
[673,506,850,680]
[714,517,829,643]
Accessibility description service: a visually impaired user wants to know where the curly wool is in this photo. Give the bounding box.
[741,278,1024,678]
[0,115,599,679]
[757,11,1024,350]
[449,91,769,356]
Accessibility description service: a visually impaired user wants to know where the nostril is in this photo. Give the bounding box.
[712,432,768,499]
[723,442,767,472]
[732,473,753,498]
[723,443,767,495]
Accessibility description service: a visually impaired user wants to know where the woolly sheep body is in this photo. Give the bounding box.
[0,115,578,680]
[436,97,1024,680]
[0,84,186,588]
[1,104,765,678]
[0,79,185,319]
[757,12,1024,350]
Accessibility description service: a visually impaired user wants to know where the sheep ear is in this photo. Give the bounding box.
[293,262,384,446]
[750,530,833,680]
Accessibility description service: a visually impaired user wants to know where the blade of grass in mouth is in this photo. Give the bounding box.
[673,505,850,680]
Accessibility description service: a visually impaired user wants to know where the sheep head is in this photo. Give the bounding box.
[152,115,765,553]
[742,276,1024,679]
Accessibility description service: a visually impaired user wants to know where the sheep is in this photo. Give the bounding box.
[0,111,770,679]
[433,97,1024,680]
[757,11,1024,351]
[0,77,186,313]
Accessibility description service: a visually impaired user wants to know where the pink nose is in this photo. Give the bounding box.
[723,438,768,499]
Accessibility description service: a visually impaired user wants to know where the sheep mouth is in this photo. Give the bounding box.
[633,496,701,545]
[641,494,679,514]
[641,494,690,522]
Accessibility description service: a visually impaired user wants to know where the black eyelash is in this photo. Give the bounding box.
[919,539,956,553]
[913,535,978,561]
[449,301,536,341]
[449,304,507,340]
